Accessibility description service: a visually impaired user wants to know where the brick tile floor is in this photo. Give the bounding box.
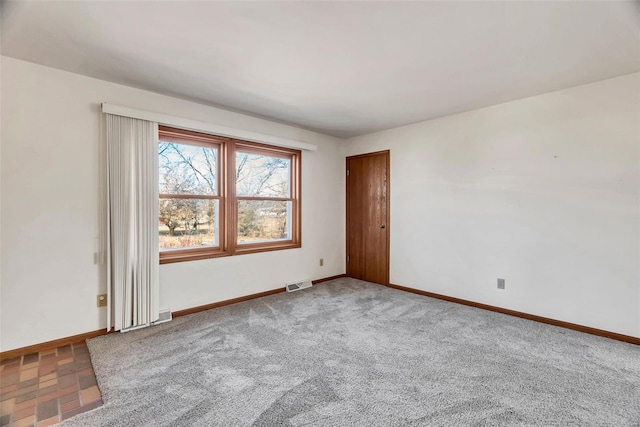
[0,342,103,426]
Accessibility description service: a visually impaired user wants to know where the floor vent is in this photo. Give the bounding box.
[286,280,313,292]
[153,309,172,325]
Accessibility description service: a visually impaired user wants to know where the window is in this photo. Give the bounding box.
[158,126,301,263]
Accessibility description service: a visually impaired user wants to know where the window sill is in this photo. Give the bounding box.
[160,249,228,264]
[159,242,301,264]
[233,241,301,256]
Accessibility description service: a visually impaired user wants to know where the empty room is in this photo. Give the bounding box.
[1,1,639,426]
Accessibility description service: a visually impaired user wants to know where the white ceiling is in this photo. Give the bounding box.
[2,1,639,138]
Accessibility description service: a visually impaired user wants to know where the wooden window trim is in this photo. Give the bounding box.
[158,126,301,264]
[159,126,225,263]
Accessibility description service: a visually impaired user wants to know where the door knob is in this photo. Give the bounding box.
[380,224,386,229]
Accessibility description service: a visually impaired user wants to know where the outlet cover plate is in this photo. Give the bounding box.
[97,294,107,307]
[497,278,505,290]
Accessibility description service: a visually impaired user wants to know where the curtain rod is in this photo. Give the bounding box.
[101,103,318,152]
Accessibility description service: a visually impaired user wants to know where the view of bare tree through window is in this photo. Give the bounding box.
[157,126,300,261]
[159,141,219,250]
[236,152,291,243]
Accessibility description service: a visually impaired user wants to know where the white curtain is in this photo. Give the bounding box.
[106,114,159,332]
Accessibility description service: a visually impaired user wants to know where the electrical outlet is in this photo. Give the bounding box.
[97,294,107,307]
[320,258,324,267]
[497,278,505,290]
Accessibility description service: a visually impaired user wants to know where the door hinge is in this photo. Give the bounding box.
[346,169,350,176]
[347,255,350,262]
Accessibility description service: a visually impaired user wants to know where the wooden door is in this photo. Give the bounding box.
[346,151,390,285]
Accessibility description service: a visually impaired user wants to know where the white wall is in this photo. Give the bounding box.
[2,56,637,351]
[346,73,640,338]
[0,57,345,351]
[0,31,3,352]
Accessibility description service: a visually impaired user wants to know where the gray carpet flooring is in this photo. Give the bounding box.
[62,277,640,426]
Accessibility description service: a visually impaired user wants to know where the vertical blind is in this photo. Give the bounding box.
[106,114,159,331]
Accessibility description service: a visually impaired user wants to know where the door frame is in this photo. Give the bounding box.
[345,150,390,286]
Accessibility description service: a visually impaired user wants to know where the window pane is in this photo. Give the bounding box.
[236,152,290,197]
[159,142,217,196]
[159,198,219,249]
[237,200,291,244]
